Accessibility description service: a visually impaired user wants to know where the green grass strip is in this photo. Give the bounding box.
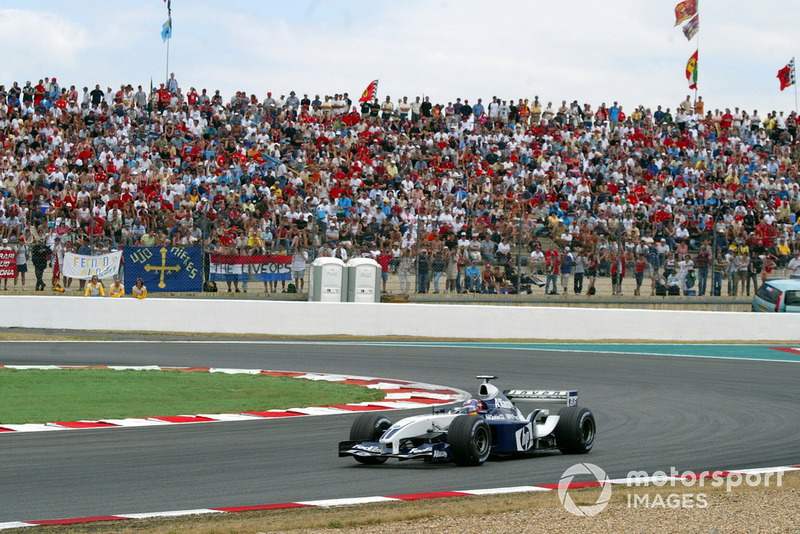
[0,369,385,424]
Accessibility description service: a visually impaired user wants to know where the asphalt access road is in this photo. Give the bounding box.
[0,341,798,522]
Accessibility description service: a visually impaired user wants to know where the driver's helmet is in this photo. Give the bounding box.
[462,398,485,415]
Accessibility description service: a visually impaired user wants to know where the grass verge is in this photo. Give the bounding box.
[0,369,385,424]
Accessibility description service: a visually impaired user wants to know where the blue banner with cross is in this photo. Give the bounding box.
[123,246,203,293]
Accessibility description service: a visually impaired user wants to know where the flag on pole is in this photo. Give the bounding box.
[685,50,698,90]
[681,15,699,40]
[674,0,698,26]
[161,18,172,42]
[51,255,61,285]
[358,80,379,103]
[777,58,795,91]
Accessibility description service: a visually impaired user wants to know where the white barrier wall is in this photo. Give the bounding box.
[0,296,797,342]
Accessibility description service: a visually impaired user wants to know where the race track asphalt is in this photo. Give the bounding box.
[1,341,798,522]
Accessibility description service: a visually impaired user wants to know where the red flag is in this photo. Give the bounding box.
[685,50,698,90]
[358,80,379,103]
[674,0,697,26]
[777,59,795,91]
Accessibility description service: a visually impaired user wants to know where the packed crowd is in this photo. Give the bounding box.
[1,75,800,296]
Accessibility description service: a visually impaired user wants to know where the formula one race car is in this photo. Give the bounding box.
[339,376,595,466]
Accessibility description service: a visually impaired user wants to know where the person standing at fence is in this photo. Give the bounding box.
[734,251,749,296]
[376,249,391,293]
[76,240,92,293]
[560,247,573,295]
[291,245,308,293]
[761,255,776,284]
[417,249,430,293]
[585,252,598,295]
[572,250,585,295]
[611,252,626,295]
[725,251,737,296]
[746,253,761,296]
[398,248,414,294]
[545,249,560,295]
[14,239,28,290]
[30,238,51,291]
[633,253,648,296]
[787,250,800,279]
[695,245,710,296]
[431,249,445,293]
[445,246,459,294]
[713,251,727,297]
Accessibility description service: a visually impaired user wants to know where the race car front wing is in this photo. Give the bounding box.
[338,440,453,462]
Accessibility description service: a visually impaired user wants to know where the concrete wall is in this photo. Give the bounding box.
[0,296,796,342]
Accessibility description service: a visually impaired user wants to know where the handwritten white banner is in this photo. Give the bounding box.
[63,251,122,280]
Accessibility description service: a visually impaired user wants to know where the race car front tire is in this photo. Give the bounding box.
[349,412,393,464]
[448,415,491,466]
[555,406,595,454]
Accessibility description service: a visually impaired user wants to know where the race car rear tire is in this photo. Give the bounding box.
[349,413,392,464]
[448,415,491,466]
[555,406,595,454]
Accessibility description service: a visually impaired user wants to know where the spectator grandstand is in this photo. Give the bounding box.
[0,77,798,297]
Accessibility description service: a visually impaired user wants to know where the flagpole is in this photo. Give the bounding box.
[165,36,170,88]
[794,57,798,114]
[165,0,172,88]
[694,6,699,106]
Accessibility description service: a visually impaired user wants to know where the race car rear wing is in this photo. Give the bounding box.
[503,390,578,407]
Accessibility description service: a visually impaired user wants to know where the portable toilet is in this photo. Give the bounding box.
[346,257,381,303]
[308,257,347,302]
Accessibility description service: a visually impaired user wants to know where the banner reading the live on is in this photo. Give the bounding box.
[209,254,292,282]
[123,246,202,293]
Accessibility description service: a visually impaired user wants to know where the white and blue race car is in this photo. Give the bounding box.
[339,376,595,466]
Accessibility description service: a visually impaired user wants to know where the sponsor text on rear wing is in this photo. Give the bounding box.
[503,390,578,406]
